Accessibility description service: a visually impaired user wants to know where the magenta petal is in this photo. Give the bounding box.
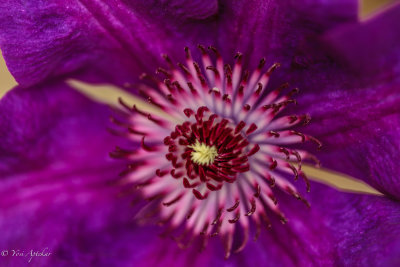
[144,0,219,20]
[29,183,400,267]
[295,79,400,199]
[0,82,123,176]
[282,4,400,198]
[323,3,400,83]
[0,0,358,88]
[216,183,400,267]
[0,82,131,265]
[217,0,358,64]
[266,183,400,267]
[0,0,217,88]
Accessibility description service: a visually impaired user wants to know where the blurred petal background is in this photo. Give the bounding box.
[0,0,398,97]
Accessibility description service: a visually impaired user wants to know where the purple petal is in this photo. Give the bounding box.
[0,0,218,88]
[0,82,123,176]
[0,0,358,88]
[0,82,131,265]
[216,0,358,68]
[322,3,400,84]
[221,182,400,267]
[294,78,400,200]
[274,4,400,199]
[257,182,400,267]
[7,180,398,266]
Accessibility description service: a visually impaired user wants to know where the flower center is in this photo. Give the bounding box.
[189,141,217,165]
[111,45,322,258]
[162,105,258,198]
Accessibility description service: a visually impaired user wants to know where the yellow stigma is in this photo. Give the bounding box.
[188,141,218,165]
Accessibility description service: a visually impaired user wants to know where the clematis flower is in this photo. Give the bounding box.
[1,0,400,266]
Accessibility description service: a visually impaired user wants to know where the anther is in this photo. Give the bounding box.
[257,58,266,69]
[266,62,281,75]
[245,198,256,216]
[226,200,240,212]
[192,189,208,200]
[234,52,243,62]
[141,136,156,152]
[228,212,240,223]
[197,44,207,54]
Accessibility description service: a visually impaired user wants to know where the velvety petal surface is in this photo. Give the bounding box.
[288,5,400,200]
[322,3,400,84]
[0,82,130,266]
[0,82,123,176]
[0,0,358,88]
[6,179,398,267]
[215,0,358,68]
[255,182,400,267]
[297,79,400,200]
[219,183,400,267]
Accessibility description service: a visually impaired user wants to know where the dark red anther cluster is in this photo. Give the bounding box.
[163,106,260,199]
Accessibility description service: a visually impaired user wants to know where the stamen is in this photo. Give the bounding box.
[112,46,321,257]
